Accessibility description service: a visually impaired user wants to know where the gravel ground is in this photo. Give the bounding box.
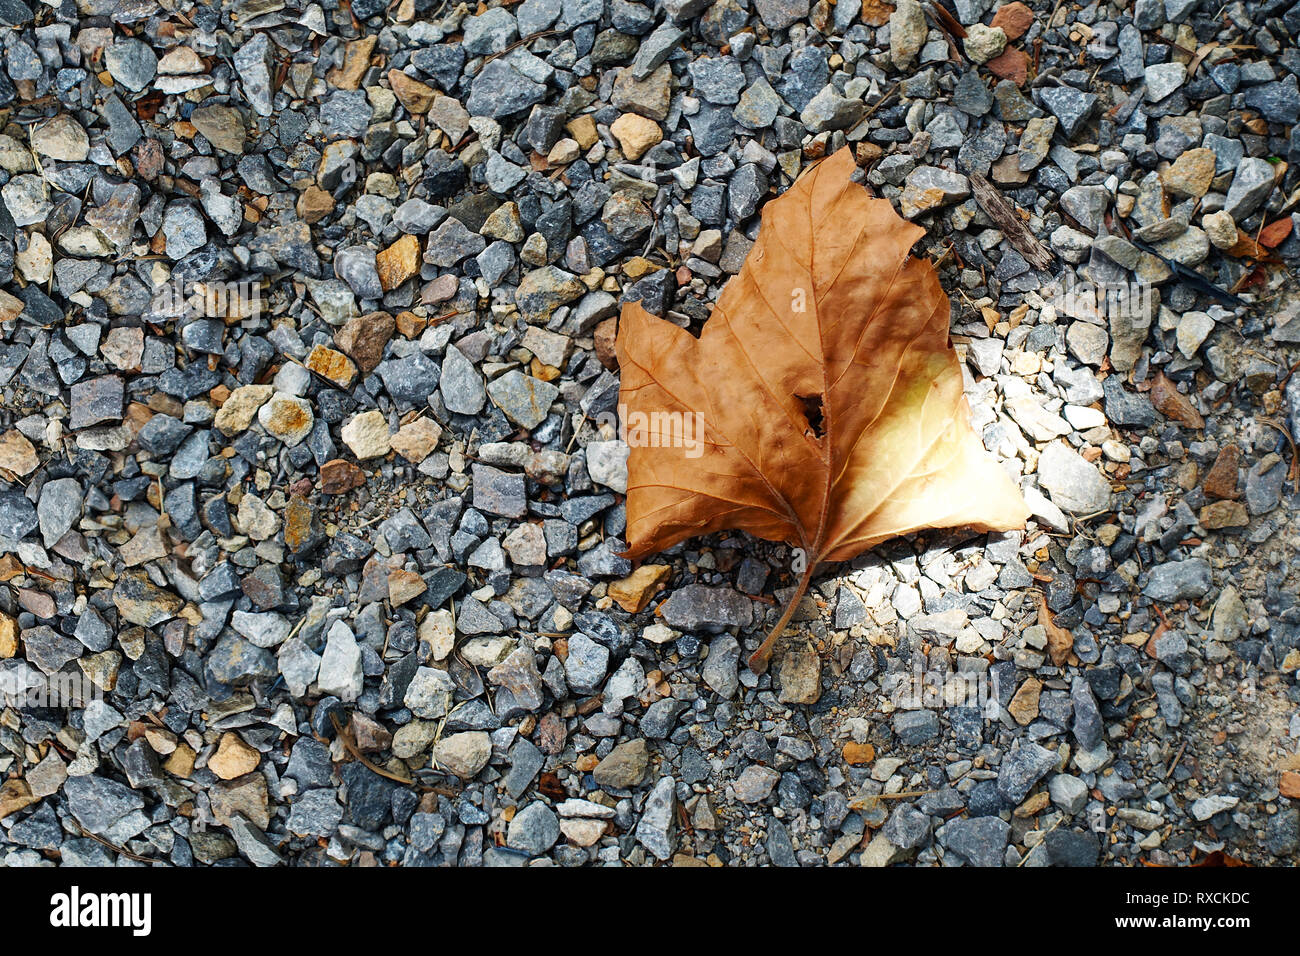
[0,0,1298,868]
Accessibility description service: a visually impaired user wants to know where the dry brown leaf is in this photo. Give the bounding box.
[1226,229,1268,260]
[617,148,1028,671]
[1259,218,1294,248]
[1149,372,1205,430]
[860,0,896,26]
[1189,850,1248,867]
[1037,592,1074,667]
[1186,41,1218,78]
[929,2,969,40]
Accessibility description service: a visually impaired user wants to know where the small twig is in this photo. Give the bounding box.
[748,555,818,674]
[1257,418,1300,492]
[860,82,901,123]
[330,712,460,796]
[565,412,588,454]
[875,789,936,799]
[1242,348,1282,369]
[931,242,956,270]
[969,173,1054,271]
[484,29,560,63]
[284,614,308,643]
[72,821,156,863]
[1165,740,1188,780]
[1017,815,1064,867]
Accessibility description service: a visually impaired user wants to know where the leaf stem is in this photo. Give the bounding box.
[747,557,818,674]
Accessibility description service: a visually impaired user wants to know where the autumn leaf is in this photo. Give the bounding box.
[1258,217,1294,248]
[616,148,1028,671]
[1190,850,1248,867]
[860,0,896,26]
[1149,372,1205,430]
[1037,591,1074,667]
[1226,230,1268,260]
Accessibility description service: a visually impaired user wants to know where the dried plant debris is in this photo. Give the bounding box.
[618,149,1027,669]
[0,0,1296,869]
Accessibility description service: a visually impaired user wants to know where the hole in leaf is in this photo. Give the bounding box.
[797,394,825,439]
